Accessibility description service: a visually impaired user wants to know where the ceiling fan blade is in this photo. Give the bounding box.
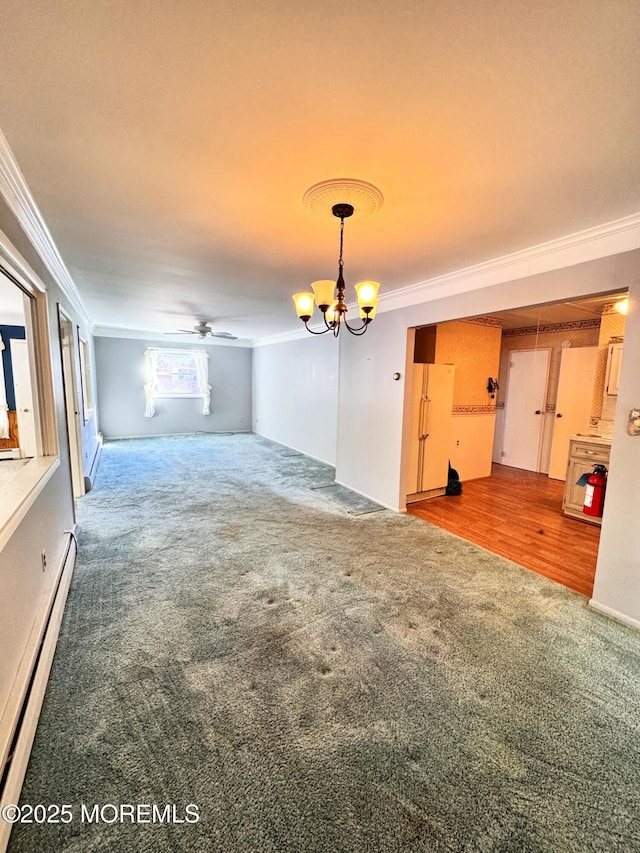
[211,332,238,340]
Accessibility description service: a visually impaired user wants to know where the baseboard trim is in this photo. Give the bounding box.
[0,530,77,853]
[588,599,640,631]
[334,479,400,513]
[104,430,253,440]
[252,431,335,468]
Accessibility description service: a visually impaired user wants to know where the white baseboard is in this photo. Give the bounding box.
[0,531,77,853]
[334,478,400,513]
[0,449,20,460]
[105,430,253,440]
[588,598,640,631]
[252,431,335,468]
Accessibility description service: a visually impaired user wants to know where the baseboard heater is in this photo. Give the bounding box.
[0,532,77,853]
[84,434,103,493]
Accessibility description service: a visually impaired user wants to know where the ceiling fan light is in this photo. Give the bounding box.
[311,279,336,309]
[355,280,380,309]
[293,292,315,319]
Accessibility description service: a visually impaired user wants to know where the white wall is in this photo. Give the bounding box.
[95,336,252,438]
[253,334,338,465]
[591,277,640,625]
[336,312,410,509]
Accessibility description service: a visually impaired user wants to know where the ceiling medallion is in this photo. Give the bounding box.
[303,178,384,220]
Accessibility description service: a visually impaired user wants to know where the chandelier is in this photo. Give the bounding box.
[293,202,380,336]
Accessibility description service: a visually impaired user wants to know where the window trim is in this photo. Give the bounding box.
[0,232,60,549]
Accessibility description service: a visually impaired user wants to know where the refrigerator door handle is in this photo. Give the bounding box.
[420,394,431,440]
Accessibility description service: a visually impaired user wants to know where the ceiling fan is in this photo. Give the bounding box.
[166,321,238,340]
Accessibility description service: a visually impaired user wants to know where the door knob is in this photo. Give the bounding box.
[22,408,29,413]
[556,413,563,418]
[535,410,542,415]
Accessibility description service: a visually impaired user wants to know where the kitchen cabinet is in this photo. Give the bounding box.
[562,436,611,526]
[605,343,623,396]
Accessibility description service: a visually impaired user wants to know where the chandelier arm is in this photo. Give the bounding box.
[342,318,372,335]
[303,320,332,336]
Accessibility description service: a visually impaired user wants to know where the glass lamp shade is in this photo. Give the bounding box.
[311,279,336,309]
[359,304,377,320]
[293,292,315,318]
[355,280,380,310]
[325,302,338,323]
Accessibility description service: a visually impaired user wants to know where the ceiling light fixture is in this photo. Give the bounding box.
[293,202,380,337]
[614,297,629,315]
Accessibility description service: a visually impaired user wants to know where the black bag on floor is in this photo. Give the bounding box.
[446,462,462,496]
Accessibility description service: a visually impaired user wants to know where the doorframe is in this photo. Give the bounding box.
[8,338,37,458]
[57,307,85,498]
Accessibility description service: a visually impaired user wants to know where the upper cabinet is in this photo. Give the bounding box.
[606,343,623,396]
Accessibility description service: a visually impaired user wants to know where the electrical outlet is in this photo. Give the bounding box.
[41,549,47,572]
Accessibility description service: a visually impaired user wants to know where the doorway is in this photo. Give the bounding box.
[404,290,628,595]
[58,309,85,498]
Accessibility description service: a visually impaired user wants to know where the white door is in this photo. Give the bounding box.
[548,347,598,480]
[501,349,550,472]
[10,338,37,458]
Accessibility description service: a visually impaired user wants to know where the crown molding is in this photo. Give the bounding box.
[0,129,92,327]
[376,212,640,315]
[251,327,310,347]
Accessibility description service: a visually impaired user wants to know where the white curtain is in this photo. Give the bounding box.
[195,350,211,415]
[144,348,158,417]
[0,336,9,439]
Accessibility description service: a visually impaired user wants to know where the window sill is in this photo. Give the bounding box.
[0,456,61,552]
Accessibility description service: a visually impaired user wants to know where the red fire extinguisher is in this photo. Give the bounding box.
[583,464,608,517]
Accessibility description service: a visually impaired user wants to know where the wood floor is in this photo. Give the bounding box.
[407,463,600,597]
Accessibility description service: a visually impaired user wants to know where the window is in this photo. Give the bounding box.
[0,255,59,547]
[144,348,210,417]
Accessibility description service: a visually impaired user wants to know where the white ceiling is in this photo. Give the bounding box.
[0,1,639,341]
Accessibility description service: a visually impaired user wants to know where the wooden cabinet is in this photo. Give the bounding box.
[562,437,611,526]
[606,343,623,396]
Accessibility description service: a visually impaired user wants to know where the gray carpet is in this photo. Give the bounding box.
[8,434,640,852]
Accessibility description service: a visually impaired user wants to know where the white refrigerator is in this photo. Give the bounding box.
[406,363,455,502]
